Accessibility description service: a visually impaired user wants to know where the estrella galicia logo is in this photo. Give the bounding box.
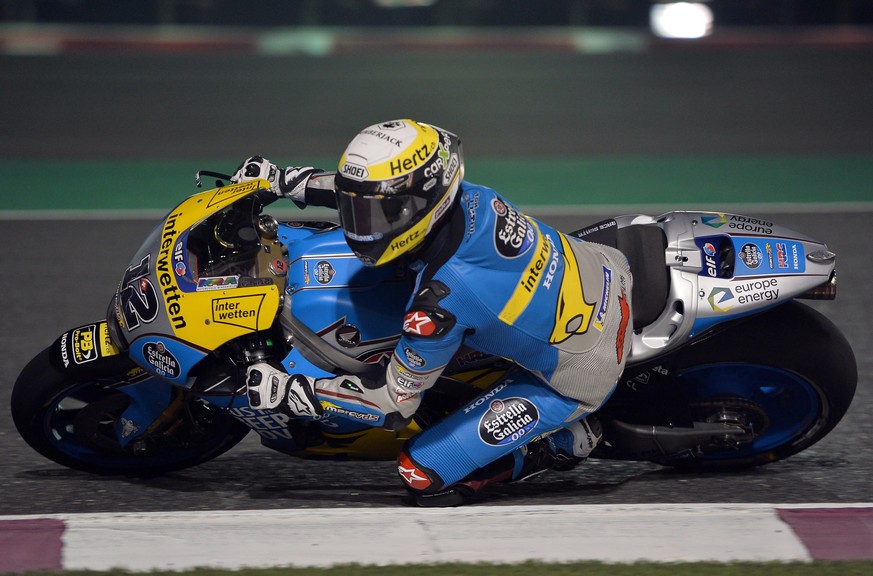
[403,347,426,369]
[315,260,336,284]
[739,243,762,269]
[492,199,535,258]
[143,341,181,378]
[464,191,480,240]
[478,397,540,446]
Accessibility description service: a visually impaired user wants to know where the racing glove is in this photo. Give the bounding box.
[246,362,323,419]
[231,155,323,206]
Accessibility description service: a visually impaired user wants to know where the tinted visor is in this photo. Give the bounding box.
[336,181,433,243]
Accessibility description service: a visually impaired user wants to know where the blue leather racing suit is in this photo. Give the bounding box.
[314,181,634,495]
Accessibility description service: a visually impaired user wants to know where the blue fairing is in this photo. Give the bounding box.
[279,222,413,364]
[269,222,415,444]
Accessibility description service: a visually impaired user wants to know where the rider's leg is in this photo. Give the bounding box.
[547,416,604,470]
[397,369,603,505]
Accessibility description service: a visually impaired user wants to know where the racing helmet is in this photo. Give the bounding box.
[334,119,464,266]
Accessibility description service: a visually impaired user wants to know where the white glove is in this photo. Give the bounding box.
[231,156,322,204]
[246,362,322,418]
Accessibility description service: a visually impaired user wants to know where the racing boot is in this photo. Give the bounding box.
[413,439,557,507]
[547,415,603,471]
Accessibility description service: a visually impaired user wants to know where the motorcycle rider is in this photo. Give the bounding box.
[236,119,633,506]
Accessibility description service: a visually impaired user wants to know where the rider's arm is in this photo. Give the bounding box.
[231,155,337,209]
[312,325,465,431]
[301,172,338,209]
[313,281,466,430]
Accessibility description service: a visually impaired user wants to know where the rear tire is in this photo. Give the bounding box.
[668,302,856,468]
[600,302,857,469]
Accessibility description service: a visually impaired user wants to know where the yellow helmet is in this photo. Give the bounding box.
[334,119,463,266]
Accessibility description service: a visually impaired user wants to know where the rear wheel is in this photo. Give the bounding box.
[602,302,857,469]
[11,347,250,476]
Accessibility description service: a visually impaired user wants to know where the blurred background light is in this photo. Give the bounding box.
[372,0,437,6]
[650,2,714,39]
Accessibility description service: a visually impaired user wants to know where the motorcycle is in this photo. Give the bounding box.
[11,175,857,477]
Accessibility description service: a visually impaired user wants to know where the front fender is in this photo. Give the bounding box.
[50,321,136,376]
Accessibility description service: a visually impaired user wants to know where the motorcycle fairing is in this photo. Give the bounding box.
[127,334,209,385]
[211,220,418,452]
[112,180,283,377]
[52,321,122,372]
[731,237,807,276]
[44,321,175,448]
[695,235,807,279]
[620,211,834,363]
[112,376,174,448]
[280,223,412,367]
[694,236,731,279]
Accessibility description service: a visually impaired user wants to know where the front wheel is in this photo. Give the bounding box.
[11,347,250,476]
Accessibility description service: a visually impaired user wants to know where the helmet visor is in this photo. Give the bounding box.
[336,188,431,244]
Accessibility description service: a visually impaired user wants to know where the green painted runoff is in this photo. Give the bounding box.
[1,155,871,212]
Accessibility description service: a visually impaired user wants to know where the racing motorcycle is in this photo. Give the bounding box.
[11,176,857,477]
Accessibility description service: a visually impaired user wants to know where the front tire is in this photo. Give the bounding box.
[11,347,250,476]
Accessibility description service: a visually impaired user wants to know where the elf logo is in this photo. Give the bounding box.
[703,242,718,277]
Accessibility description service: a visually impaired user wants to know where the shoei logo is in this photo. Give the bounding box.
[440,130,459,186]
[340,162,369,181]
[444,153,460,186]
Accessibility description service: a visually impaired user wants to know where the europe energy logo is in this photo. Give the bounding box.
[701,213,728,228]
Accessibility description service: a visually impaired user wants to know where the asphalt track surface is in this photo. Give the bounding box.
[1,47,872,516]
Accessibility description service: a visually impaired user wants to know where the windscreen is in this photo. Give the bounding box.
[182,197,264,290]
